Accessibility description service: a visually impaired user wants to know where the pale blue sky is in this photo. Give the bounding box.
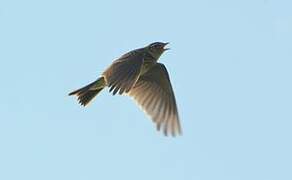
[0,0,291,180]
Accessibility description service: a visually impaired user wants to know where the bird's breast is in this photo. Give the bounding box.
[140,61,155,75]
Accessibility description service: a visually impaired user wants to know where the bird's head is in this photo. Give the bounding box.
[146,42,169,59]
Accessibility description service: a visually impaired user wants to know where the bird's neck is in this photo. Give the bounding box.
[145,51,160,62]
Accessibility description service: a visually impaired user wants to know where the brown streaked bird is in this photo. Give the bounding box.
[69,42,182,136]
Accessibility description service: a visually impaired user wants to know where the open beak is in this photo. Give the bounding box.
[163,42,170,51]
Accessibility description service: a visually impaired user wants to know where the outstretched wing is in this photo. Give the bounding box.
[128,63,182,136]
[103,50,144,95]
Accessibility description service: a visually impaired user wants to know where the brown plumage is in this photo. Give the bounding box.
[69,42,182,136]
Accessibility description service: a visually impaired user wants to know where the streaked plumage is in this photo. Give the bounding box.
[69,42,181,136]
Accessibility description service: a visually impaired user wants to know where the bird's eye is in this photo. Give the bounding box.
[150,43,163,50]
[152,44,160,49]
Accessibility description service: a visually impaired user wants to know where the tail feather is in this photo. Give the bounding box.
[68,81,97,96]
[76,88,103,106]
[69,77,105,106]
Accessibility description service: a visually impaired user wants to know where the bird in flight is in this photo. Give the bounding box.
[69,42,182,136]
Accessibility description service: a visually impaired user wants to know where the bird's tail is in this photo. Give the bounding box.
[69,76,106,106]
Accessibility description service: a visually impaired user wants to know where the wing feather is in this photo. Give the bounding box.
[128,63,182,136]
[103,51,144,95]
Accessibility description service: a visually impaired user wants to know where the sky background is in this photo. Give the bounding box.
[0,0,292,180]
